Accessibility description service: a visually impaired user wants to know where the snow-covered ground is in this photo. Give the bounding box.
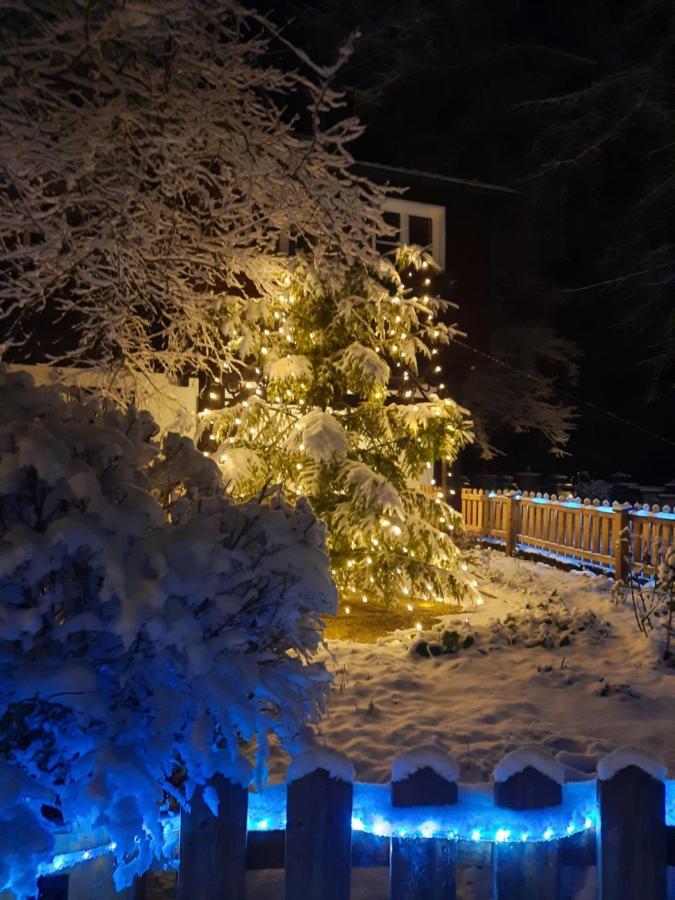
[94,550,675,900]
[250,551,673,898]
[305,550,674,784]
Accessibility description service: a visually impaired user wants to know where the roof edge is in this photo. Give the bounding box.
[356,161,519,197]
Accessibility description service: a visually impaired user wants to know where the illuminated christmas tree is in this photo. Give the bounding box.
[206,248,475,610]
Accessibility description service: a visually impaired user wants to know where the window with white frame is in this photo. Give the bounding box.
[377,199,446,271]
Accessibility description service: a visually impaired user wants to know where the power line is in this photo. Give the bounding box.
[454,339,675,450]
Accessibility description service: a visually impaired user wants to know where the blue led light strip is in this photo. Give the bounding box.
[37,779,675,874]
[248,781,598,844]
[39,841,118,876]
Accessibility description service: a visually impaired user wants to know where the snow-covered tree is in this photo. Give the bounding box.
[0,368,335,897]
[0,0,386,403]
[461,324,578,460]
[205,249,475,609]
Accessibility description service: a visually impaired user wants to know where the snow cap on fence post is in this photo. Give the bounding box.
[286,747,356,785]
[596,747,667,900]
[391,745,459,807]
[285,747,354,900]
[493,747,564,809]
[390,746,459,900]
[492,748,564,900]
[597,747,667,783]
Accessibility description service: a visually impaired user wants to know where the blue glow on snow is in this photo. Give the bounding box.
[420,820,439,838]
[247,781,601,843]
[39,841,116,876]
[514,543,614,573]
[632,508,675,519]
[33,779,675,876]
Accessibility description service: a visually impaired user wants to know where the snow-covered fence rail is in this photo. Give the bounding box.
[461,488,675,579]
[35,747,675,900]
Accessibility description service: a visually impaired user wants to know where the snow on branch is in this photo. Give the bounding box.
[0,0,388,403]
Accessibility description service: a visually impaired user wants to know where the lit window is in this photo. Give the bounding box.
[380,199,446,270]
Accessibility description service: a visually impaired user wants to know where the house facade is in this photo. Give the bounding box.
[356,161,518,374]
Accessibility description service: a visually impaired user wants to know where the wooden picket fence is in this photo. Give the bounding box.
[38,746,674,900]
[461,488,675,580]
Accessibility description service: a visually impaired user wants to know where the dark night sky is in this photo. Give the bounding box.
[277,0,675,484]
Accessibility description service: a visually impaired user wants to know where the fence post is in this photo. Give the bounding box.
[389,751,458,900]
[612,505,631,581]
[63,852,133,899]
[37,875,69,899]
[133,871,169,899]
[492,750,563,900]
[178,774,249,900]
[597,755,667,900]
[504,494,520,557]
[285,754,353,900]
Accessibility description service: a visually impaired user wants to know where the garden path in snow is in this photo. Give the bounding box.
[297,551,674,784]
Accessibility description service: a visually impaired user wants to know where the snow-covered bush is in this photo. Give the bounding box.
[0,369,336,896]
[613,543,675,663]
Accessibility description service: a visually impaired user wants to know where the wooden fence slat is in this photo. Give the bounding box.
[391,767,458,807]
[390,837,456,900]
[178,775,248,900]
[462,489,674,575]
[541,505,549,545]
[640,519,650,569]
[572,508,581,552]
[389,766,457,900]
[493,841,558,900]
[246,829,285,869]
[63,853,134,900]
[493,766,562,900]
[285,767,353,900]
[504,496,517,556]
[37,875,69,899]
[582,510,592,553]
[613,508,630,581]
[132,871,175,899]
[597,765,667,900]
[600,516,612,556]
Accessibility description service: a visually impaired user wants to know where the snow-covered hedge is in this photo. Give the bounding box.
[0,369,336,897]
